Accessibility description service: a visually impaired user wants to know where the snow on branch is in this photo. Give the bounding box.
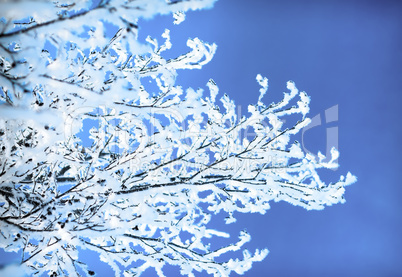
[0,0,355,276]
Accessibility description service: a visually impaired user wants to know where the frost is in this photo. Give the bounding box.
[207,78,219,103]
[0,0,355,276]
[173,11,186,25]
[256,73,268,105]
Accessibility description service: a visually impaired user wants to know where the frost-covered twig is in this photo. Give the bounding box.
[0,0,355,276]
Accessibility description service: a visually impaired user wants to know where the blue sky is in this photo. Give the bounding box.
[137,0,402,276]
[1,0,401,276]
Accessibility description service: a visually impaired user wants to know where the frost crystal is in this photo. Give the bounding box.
[173,11,186,25]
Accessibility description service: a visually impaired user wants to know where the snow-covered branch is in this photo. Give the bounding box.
[0,0,355,276]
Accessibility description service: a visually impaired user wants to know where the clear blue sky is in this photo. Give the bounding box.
[138,0,402,276]
[1,1,401,276]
